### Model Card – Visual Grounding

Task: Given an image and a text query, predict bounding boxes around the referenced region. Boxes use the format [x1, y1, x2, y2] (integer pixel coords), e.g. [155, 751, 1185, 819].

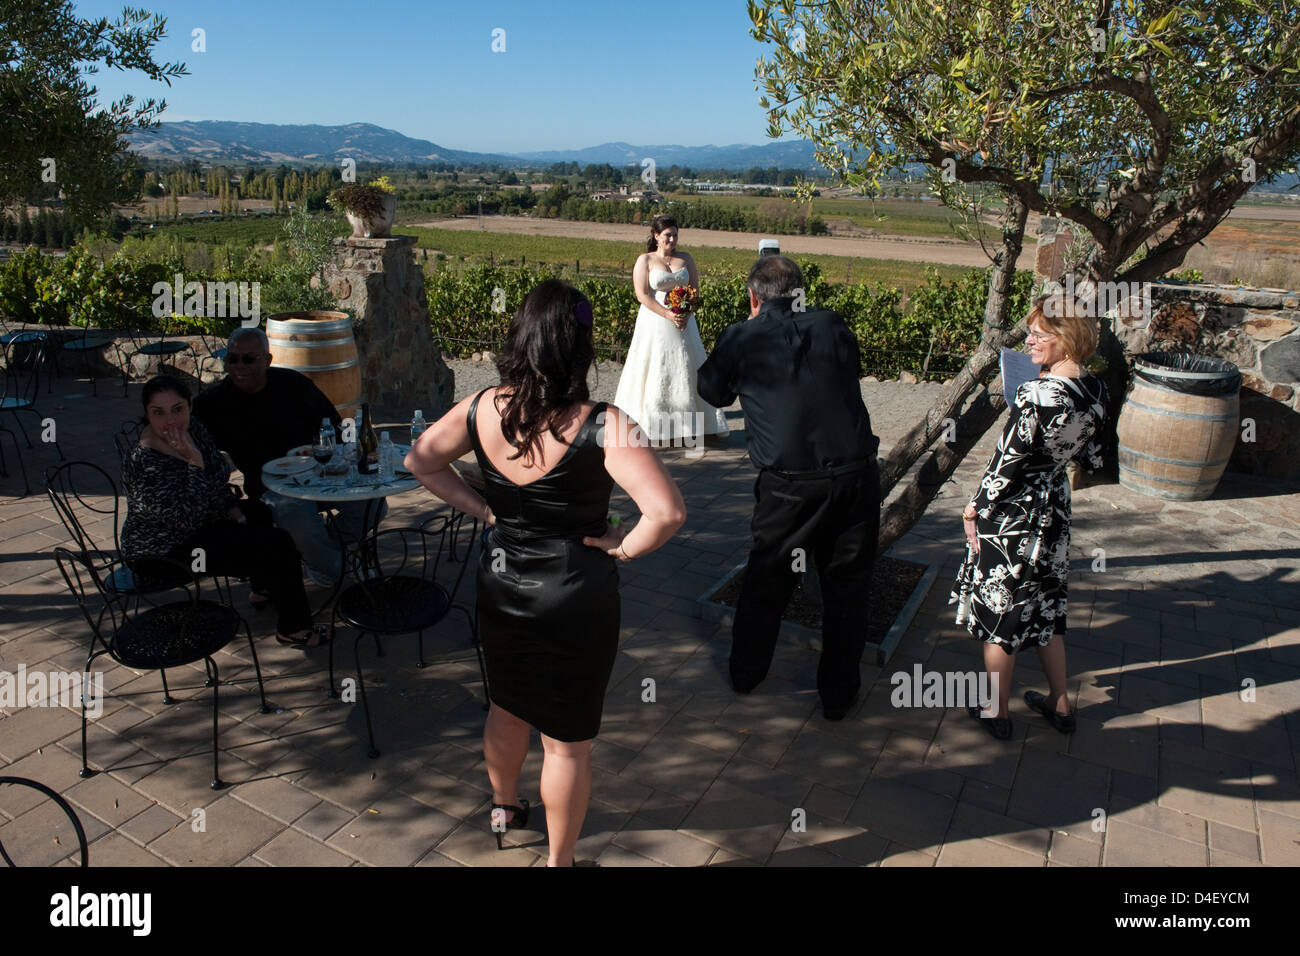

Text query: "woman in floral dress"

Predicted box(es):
[951, 296, 1108, 739]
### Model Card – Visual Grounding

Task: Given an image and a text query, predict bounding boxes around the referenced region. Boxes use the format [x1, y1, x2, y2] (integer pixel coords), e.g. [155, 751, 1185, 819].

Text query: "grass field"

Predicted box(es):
[674, 192, 973, 238]
[401, 225, 969, 289]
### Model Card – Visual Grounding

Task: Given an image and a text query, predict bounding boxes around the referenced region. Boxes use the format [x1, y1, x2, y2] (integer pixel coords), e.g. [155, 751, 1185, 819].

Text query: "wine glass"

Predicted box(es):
[313, 432, 335, 478]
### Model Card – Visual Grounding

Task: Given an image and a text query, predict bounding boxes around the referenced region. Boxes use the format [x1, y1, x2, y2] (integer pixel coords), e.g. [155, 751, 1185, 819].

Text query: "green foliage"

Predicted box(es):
[259, 206, 341, 315]
[0, 243, 176, 329]
[425, 258, 1034, 378]
[0, 1, 188, 223]
[1167, 267, 1204, 283]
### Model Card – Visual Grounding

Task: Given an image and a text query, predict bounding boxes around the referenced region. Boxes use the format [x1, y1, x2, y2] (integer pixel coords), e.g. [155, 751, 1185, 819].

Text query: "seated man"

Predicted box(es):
[192, 327, 378, 585]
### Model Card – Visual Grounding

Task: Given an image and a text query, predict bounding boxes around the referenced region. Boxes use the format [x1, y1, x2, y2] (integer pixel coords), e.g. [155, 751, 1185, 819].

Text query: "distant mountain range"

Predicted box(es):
[125, 121, 1299, 192]
[126, 121, 826, 171]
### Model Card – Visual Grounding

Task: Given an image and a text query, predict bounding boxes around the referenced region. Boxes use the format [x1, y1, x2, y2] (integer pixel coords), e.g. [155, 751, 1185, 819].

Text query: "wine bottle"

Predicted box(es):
[358, 403, 379, 476]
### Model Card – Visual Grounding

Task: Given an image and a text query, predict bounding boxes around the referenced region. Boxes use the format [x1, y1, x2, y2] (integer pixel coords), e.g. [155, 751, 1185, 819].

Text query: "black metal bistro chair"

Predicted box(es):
[55, 547, 262, 790]
[114, 328, 198, 395]
[0, 331, 63, 494]
[196, 330, 230, 380]
[45, 461, 271, 714]
[0, 776, 90, 867]
[328, 514, 486, 757]
[113, 418, 146, 465]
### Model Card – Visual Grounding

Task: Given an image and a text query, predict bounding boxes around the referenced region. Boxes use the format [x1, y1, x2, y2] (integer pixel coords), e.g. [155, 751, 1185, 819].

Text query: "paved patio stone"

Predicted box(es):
[1103, 818, 1208, 867]
[255, 827, 355, 866]
[0, 796, 110, 865]
[324, 791, 458, 866]
[117, 803, 186, 846]
[147, 794, 280, 865]
[1048, 831, 1102, 866]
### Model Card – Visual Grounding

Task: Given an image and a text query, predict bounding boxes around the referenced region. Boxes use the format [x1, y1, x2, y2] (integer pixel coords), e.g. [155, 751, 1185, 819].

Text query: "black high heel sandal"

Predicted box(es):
[489, 798, 530, 850]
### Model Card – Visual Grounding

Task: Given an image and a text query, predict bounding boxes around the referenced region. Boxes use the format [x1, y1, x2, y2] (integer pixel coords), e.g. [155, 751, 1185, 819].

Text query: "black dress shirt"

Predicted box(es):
[697, 297, 878, 472]
[192, 368, 341, 499]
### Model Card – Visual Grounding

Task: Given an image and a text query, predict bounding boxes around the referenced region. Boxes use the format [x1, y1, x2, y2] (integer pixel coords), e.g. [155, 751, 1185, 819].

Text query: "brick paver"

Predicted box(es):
[0, 368, 1296, 866]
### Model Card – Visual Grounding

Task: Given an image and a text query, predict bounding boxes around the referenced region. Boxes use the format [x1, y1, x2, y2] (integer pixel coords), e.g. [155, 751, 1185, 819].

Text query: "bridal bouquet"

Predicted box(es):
[666, 285, 701, 316]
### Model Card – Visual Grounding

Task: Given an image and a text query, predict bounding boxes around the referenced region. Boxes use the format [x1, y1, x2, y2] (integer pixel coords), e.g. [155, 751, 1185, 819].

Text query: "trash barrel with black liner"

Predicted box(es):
[1115, 352, 1241, 500]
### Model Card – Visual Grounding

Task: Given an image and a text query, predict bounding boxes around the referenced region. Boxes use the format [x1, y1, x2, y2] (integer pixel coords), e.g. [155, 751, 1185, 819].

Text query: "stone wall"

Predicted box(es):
[24, 328, 223, 389]
[1115, 283, 1300, 480]
[321, 236, 454, 419]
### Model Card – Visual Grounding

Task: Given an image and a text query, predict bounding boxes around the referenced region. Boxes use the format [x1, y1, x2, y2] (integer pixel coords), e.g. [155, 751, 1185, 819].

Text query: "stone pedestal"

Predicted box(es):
[322, 236, 454, 418]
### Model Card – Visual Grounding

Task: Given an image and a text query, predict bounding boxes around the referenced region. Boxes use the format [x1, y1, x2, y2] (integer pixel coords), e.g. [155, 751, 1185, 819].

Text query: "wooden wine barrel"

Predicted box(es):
[265, 311, 361, 422]
[1116, 354, 1240, 500]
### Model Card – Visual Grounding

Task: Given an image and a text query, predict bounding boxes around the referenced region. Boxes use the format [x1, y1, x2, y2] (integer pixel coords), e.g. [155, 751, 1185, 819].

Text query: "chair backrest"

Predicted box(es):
[53, 545, 123, 656]
[45, 460, 123, 563]
[0, 776, 89, 867]
[55, 545, 203, 650]
[356, 511, 479, 601]
[1, 332, 46, 404]
[114, 419, 145, 463]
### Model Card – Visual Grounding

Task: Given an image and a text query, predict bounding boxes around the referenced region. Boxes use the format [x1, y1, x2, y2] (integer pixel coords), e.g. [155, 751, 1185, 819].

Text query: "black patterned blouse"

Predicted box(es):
[121, 418, 233, 564]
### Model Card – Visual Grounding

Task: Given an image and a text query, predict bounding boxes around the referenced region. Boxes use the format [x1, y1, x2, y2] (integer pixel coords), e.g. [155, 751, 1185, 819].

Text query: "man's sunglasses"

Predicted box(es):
[224, 353, 265, 365]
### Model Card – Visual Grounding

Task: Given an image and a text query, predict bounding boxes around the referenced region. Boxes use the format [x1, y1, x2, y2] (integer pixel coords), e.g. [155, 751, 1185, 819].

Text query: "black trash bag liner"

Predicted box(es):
[1133, 352, 1241, 396]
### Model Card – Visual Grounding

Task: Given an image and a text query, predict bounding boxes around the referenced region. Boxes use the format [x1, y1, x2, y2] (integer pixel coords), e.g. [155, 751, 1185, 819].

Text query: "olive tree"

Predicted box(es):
[0, 1, 188, 224]
[751, 0, 1300, 547]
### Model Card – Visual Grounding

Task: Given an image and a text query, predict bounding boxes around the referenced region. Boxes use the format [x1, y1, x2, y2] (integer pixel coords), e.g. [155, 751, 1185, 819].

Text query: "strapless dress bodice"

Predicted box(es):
[648, 265, 689, 292]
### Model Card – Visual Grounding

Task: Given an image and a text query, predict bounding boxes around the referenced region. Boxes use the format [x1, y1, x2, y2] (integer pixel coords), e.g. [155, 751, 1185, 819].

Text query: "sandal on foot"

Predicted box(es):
[276, 625, 330, 648]
[489, 797, 531, 850]
[1024, 690, 1075, 734]
[248, 590, 271, 611]
[967, 705, 1013, 740]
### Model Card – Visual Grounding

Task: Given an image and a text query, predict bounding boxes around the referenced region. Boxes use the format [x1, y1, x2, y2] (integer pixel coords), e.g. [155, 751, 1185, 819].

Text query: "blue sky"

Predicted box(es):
[73, 0, 785, 153]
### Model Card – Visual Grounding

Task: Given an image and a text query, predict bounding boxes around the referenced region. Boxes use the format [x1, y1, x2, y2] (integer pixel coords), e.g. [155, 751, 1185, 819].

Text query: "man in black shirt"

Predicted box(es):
[697, 256, 881, 720]
[193, 327, 371, 585]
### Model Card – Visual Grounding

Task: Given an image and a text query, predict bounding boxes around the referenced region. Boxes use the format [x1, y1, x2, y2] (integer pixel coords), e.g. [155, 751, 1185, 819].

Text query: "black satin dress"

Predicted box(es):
[467, 390, 620, 742]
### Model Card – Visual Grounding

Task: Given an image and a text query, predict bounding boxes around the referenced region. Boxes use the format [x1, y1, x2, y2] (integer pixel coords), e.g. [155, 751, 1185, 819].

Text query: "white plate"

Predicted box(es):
[288, 444, 315, 458]
[263, 456, 316, 477]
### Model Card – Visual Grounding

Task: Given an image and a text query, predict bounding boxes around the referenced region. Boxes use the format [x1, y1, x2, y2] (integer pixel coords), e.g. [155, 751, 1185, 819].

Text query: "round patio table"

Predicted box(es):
[262, 445, 419, 615]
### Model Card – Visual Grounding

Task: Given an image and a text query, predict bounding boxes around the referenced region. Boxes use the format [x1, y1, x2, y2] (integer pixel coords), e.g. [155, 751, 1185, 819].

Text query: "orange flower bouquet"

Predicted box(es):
[666, 285, 701, 316]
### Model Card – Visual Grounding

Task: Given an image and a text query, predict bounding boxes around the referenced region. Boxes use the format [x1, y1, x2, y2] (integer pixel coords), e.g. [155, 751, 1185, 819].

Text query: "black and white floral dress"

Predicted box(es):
[950, 373, 1108, 652]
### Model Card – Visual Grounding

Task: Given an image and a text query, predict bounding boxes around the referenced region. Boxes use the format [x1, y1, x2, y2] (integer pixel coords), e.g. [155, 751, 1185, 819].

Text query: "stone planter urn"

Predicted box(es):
[344, 193, 397, 239]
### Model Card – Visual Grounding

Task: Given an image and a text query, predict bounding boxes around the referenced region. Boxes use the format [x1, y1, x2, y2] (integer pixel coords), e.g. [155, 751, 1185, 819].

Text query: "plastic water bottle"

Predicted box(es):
[410, 409, 427, 446]
[379, 432, 395, 481]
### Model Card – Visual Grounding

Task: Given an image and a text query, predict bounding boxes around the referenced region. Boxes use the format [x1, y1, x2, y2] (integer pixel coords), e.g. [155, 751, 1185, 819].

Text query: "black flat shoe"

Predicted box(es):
[967, 705, 1013, 740]
[489, 797, 531, 850]
[1024, 691, 1076, 734]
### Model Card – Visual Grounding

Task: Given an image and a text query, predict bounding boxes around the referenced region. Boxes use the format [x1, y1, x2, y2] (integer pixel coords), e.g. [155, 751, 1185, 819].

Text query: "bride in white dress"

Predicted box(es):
[614, 216, 729, 444]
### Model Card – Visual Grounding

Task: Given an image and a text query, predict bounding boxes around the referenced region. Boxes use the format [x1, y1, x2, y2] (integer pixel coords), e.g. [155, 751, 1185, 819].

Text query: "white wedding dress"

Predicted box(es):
[613, 265, 729, 442]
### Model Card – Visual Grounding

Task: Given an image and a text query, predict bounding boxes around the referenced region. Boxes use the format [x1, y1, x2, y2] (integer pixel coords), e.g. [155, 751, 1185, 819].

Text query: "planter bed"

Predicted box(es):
[696, 554, 938, 666]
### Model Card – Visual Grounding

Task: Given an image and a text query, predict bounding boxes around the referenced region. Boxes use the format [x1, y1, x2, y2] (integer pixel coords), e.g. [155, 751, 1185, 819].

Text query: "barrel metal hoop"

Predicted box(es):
[1117, 463, 1221, 489]
[271, 359, 358, 373]
[266, 336, 356, 348]
[266, 319, 352, 334]
[1117, 446, 1232, 469]
[1135, 365, 1238, 381]
[1122, 397, 1237, 422]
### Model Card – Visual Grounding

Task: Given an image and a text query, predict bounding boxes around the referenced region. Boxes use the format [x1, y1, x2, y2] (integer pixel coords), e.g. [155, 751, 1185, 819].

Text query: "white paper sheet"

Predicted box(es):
[1000, 348, 1042, 407]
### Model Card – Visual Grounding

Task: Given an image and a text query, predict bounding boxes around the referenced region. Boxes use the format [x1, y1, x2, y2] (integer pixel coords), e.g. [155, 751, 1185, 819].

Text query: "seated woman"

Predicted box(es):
[120, 375, 326, 647]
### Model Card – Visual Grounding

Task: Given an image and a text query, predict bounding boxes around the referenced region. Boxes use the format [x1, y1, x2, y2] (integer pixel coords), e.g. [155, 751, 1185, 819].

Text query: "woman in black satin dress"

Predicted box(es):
[405, 280, 686, 866]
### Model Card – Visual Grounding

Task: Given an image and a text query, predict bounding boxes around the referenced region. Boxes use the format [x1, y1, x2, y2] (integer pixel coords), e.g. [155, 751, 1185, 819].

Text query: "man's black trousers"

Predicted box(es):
[730, 460, 880, 710]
